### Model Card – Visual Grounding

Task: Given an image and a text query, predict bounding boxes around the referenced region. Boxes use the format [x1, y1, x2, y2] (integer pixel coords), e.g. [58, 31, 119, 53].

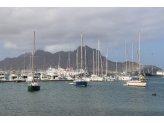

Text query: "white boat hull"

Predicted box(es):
[126, 81, 147, 87]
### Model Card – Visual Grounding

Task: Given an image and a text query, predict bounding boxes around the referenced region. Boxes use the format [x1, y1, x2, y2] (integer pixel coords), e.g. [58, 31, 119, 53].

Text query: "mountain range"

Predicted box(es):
[0, 45, 160, 74]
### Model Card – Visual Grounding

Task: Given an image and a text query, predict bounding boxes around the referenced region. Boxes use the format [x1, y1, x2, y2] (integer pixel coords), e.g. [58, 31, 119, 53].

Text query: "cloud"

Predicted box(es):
[3, 42, 30, 50]
[44, 43, 77, 53]
[0, 7, 164, 69]
[4, 42, 17, 49]
[0, 7, 163, 48]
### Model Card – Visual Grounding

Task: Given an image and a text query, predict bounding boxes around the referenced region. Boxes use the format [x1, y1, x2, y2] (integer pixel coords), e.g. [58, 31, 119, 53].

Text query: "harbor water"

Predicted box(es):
[0, 76, 164, 116]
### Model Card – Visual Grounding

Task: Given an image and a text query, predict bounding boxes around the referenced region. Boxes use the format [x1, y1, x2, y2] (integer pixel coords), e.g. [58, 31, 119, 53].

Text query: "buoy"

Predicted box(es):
[152, 93, 156, 96]
[66, 81, 68, 83]
[21, 82, 22, 83]
[158, 80, 159, 82]
[50, 81, 52, 83]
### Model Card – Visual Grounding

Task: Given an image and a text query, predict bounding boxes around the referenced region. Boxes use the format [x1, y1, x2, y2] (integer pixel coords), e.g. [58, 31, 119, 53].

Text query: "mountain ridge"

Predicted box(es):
[0, 45, 160, 74]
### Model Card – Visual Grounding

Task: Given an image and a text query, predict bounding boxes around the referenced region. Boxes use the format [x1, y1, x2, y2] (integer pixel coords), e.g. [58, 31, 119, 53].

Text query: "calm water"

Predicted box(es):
[0, 76, 164, 116]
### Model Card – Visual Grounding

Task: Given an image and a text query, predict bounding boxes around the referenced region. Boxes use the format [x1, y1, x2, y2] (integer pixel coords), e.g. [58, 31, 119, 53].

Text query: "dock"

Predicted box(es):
[0, 79, 73, 82]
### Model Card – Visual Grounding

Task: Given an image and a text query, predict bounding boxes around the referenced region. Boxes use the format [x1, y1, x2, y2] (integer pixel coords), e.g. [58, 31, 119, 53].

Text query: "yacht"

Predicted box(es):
[40, 72, 49, 81]
[34, 73, 40, 81]
[125, 76, 149, 87]
[8, 71, 19, 81]
[156, 70, 164, 76]
[19, 71, 28, 82]
[58, 74, 67, 80]
[0, 71, 6, 81]
[46, 66, 86, 77]
[48, 72, 59, 80]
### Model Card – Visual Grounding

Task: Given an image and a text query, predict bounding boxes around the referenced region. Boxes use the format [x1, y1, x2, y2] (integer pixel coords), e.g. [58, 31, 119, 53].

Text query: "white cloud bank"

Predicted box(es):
[44, 43, 77, 53]
[3, 42, 30, 50]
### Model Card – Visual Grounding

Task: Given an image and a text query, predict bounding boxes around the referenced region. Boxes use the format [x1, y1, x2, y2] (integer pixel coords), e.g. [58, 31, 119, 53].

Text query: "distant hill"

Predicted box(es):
[0, 45, 160, 74]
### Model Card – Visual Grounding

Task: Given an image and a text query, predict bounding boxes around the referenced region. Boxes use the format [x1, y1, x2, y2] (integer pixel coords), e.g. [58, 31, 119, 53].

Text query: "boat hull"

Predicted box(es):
[28, 85, 40, 91]
[73, 81, 87, 86]
[126, 82, 147, 87]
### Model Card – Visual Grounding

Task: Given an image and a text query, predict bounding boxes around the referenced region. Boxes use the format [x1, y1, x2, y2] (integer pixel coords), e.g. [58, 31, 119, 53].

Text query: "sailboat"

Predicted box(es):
[27, 31, 40, 91]
[73, 33, 87, 86]
[124, 31, 149, 87]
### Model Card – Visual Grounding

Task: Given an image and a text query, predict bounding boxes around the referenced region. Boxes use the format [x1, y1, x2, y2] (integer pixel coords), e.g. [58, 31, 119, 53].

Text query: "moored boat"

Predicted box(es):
[0, 71, 6, 81]
[19, 71, 28, 82]
[8, 70, 19, 81]
[73, 78, 87, 86]
[126, 77, 148, 87]
[28, 31, 40, 91]
[124, 31, 149, 87]
[28, 81, 40, 91]
[40, 72, 49, 81]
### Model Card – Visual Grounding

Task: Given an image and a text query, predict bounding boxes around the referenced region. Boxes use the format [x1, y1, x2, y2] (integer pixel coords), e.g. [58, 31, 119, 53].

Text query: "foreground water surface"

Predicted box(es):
[0, 76, 164, 116]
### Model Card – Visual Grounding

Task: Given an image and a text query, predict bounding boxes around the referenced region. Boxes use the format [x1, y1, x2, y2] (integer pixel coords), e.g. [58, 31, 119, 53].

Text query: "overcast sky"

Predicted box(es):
[0, 6, 164, 70]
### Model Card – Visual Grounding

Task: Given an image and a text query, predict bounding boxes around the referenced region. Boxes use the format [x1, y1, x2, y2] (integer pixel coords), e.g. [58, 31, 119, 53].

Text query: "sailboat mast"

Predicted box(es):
[58, 53, 60, 68]
[106, 47, 108, 76]
[81, 33, 83, 75]
[93, 50, 94, 75]
[98, 39, 99, 77]
[24, 55, 25, 72]
[139, 31, 140, 75]
[69, 41, 71, 68]
[132, 41, 133, 74]
[100, 51, 102, 76]
[32, 31, 35, 82]
[77, 46, 78, 70]
[68, 42, 71, 68]
[152, 53, 153, 74]
[96, 49, 97, 75]
[43, 56, 45, 72]
[85, 45, 86, 70]
[116, 38, 117, 75]
[125, 38, 127, 74]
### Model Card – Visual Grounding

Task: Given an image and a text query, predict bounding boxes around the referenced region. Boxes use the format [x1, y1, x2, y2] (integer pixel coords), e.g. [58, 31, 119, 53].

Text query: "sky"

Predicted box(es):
[0, 2, 164, 70]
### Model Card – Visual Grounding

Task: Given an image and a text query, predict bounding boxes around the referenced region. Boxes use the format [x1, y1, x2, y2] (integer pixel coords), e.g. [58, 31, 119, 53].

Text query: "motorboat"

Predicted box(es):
[0, 71, 6, 81]
[19, 71, 28, 82]
[48, 73, 60, 80]
[8, 71, 19, 81]
[40, 72, 49, 81]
